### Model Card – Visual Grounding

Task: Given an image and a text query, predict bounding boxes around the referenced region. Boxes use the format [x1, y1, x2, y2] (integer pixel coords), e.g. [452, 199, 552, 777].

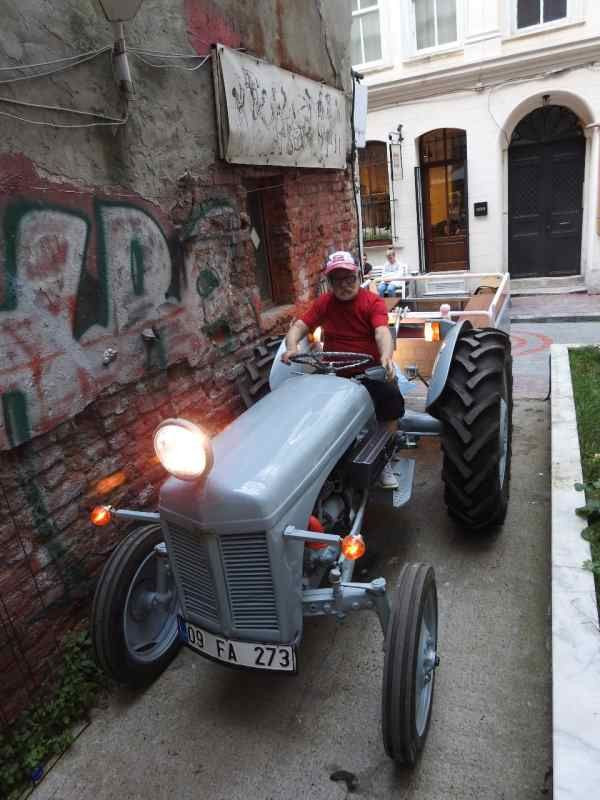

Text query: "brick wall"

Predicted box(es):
[0, 163, 357, 724]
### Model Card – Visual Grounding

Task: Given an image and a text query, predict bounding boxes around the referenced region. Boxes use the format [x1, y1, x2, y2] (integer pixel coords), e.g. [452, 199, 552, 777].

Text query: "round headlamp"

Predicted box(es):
[153, 418, 213, 482]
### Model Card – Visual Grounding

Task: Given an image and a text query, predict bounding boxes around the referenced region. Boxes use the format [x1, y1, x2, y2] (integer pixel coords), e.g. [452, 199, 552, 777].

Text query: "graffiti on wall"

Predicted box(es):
[0, 159, 245, 450]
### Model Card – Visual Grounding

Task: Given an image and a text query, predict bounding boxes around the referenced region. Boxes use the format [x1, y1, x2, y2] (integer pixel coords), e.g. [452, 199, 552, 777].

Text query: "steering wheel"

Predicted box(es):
[289, 351, 374, 374]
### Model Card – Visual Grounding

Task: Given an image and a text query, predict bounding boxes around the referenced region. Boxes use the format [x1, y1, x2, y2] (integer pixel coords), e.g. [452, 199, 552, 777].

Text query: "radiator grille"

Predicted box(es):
[220, 533, 279, 630]
[167, 523, 218, 622]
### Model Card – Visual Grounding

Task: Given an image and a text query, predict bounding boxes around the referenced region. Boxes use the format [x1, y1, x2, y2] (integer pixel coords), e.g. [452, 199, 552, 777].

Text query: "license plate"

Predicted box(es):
[179, 618, 296, 672]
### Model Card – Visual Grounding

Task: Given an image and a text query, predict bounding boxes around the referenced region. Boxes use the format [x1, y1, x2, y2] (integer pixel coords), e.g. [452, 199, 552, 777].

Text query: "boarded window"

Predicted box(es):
[246, 179, 292, 307]
[359, 141, 391, 243]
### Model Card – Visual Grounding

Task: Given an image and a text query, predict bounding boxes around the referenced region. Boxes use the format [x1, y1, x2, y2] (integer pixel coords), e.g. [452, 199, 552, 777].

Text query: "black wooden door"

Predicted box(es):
[509, 137, 584, 278]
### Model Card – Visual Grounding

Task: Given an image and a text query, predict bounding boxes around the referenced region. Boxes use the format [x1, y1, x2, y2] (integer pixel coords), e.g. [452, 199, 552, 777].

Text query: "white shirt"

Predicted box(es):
[381, 262, 408, 280]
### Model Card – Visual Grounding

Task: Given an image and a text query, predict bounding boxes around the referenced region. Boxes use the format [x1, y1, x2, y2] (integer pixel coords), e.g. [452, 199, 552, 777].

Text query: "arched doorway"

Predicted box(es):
[418, 128, 468, 272]
[508, 105, 585, 278]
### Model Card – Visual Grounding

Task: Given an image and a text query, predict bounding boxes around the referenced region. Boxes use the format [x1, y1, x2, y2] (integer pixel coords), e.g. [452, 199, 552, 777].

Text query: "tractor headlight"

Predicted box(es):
[153, 419, 213, 481]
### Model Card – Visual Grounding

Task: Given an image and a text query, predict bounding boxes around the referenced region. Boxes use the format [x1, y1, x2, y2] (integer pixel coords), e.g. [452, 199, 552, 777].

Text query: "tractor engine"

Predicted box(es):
[303, 473, 354, 583]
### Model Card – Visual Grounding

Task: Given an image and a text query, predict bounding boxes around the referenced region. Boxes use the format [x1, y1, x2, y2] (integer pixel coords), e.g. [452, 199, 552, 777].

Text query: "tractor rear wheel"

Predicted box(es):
[431, 327, 512, 531]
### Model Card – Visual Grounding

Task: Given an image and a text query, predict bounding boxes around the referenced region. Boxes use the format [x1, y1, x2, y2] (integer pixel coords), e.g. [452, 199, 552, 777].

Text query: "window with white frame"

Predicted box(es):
[516, 0, 567, 29]
[413, 0, 458, 51]
[351, 1, 382, 66]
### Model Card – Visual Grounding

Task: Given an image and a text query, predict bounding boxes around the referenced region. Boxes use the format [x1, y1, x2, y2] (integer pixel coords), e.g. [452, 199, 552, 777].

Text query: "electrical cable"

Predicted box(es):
[131, 52, 211, 71]
[0, 108, 127, 129]
[129, 47, 210, 59]
[0, 45, 111, 72]
[0, 47, 111, 85]
[0, 95, 126, 128]
[0, 95, 124, 122]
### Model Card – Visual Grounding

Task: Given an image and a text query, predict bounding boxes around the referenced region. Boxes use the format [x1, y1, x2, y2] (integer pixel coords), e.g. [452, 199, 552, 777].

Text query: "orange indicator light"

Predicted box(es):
[424, 322, 440, 342]
[341, 533, 366, 561]
[90, 506, 112, 526]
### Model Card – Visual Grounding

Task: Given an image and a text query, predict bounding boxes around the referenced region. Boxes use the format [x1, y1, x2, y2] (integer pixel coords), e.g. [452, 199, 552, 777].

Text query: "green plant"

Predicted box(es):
[570, 347, 600, 591]
[575, 479, 600, 574]
[0, 629, 110, 799]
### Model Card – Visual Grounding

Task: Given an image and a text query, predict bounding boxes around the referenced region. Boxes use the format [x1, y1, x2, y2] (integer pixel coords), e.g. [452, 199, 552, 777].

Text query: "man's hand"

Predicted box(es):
[381, 355, 396, 382]
[282, 319, 310, 364]
[281, 346, 298, 364]
[374, 325, 396, 382]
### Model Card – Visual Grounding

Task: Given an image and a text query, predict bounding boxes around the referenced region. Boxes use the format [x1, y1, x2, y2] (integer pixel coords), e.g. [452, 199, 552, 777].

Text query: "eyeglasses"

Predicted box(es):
[329, 274, 357, 287]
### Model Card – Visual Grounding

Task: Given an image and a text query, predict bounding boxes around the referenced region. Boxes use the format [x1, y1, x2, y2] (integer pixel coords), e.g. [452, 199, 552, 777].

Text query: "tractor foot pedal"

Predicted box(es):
[373, 458, 415, 508]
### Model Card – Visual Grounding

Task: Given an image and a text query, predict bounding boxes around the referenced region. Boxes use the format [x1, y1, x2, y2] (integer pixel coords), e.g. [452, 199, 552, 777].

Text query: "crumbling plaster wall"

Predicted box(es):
[0, 0, 355, 723]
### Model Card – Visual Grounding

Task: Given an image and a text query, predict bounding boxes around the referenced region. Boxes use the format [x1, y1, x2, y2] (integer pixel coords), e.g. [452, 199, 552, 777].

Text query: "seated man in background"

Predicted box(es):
[361, 253, 373, 288]
[378, 248, 407, 297]
[283, 250, 404, 489]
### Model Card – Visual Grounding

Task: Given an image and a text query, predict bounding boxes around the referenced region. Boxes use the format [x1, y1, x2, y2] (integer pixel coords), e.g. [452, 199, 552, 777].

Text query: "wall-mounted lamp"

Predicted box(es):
[389, 124, 404, 145]
[388, 125, 404, 180]
[96, 0, 146, 95]
[542, 93, 551, 106]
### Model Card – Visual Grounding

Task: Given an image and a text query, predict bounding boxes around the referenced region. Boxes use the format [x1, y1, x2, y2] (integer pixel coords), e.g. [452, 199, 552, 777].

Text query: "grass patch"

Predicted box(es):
[569, 346, 600, 605]
[0, 629, 110, 800]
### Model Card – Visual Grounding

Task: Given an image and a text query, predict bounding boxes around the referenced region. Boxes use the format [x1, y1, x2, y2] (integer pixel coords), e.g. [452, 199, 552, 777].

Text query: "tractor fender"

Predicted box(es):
[426, 319, 473, 412]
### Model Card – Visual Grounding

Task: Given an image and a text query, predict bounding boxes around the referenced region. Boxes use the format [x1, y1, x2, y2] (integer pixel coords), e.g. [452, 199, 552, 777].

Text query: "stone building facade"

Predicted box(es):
[0, 0, 355, 723]
[355, 0, 600, 291]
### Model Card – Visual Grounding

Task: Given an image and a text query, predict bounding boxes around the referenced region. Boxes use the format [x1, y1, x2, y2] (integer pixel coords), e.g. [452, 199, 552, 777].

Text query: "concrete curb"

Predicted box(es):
[550, 344, 600, 799]
[512, 314, 600, 324]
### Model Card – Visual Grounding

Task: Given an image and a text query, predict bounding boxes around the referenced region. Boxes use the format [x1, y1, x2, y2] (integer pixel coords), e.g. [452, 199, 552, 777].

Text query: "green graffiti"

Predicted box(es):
[16, 465, 89, 613]
[180, 198, 234, 241]
[2, 391, 31, 447]
[196, 268, 220, 298]
[2, 201, 91, 314]
[203, 317, 231, 341]
[130, 238, 145, 295]
[75, 199, 174, 339]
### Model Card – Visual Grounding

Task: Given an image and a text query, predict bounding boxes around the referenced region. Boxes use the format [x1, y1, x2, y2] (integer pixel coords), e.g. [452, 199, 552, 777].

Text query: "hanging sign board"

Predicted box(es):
[213, 44, 347, 169]
[353, 82, 368, 149]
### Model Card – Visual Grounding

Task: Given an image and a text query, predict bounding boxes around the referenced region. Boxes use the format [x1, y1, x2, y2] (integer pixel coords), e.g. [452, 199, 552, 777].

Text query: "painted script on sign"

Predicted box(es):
[214, 44, 346, 169]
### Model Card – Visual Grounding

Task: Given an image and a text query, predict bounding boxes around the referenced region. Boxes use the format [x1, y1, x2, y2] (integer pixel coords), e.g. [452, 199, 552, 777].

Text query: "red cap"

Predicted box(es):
[324, 251, 357, 275]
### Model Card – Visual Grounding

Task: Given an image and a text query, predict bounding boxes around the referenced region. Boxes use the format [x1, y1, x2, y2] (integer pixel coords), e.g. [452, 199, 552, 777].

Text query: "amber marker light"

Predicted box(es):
[90, 505, 112, 526]
[341, 533, 366, 561]
[424, 321, 440, 342]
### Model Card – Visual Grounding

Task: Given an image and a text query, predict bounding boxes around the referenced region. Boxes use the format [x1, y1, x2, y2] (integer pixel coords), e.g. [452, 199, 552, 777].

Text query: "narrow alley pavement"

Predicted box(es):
[32, 402, 552, 800]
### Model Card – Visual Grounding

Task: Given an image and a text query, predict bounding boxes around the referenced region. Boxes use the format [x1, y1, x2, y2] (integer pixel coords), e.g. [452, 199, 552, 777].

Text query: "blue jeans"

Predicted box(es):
[378, 280, 405, 297]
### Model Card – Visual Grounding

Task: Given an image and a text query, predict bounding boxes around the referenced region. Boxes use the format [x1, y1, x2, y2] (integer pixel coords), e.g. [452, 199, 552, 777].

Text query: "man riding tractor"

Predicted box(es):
[283, 250, 404, 489]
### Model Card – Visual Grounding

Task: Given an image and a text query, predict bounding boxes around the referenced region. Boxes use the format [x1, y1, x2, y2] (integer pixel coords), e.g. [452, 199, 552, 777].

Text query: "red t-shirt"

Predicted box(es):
[300, 289, 388, 362]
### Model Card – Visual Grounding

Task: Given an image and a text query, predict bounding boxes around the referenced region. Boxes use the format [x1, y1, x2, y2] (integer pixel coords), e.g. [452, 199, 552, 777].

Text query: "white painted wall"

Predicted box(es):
[357, 1, 595, 84]
[358, 1, 600, 288]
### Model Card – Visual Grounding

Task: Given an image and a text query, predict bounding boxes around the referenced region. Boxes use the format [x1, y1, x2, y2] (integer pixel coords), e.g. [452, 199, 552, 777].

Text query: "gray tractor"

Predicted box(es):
[90, 319, 512, 766]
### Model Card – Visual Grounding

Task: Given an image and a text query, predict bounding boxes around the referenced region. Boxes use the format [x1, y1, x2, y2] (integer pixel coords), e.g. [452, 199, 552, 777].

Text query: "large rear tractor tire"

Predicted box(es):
[431, 328, 513, 531]
[91, 525, 181, 687]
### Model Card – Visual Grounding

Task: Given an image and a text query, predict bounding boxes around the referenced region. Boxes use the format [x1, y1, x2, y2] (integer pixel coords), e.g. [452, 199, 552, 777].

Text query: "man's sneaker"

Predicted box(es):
[379, 460, 399, 490]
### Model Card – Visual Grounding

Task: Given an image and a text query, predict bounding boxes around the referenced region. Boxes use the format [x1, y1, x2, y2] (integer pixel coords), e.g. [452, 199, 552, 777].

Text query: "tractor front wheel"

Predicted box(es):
[432, 328, 513, 531]
[382, 563, 438, 766]
[91, 524, 181, 687]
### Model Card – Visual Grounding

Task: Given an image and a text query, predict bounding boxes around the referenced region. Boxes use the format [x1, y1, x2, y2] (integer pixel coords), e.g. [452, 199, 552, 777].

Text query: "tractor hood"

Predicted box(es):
[159, 374, 373, 533]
